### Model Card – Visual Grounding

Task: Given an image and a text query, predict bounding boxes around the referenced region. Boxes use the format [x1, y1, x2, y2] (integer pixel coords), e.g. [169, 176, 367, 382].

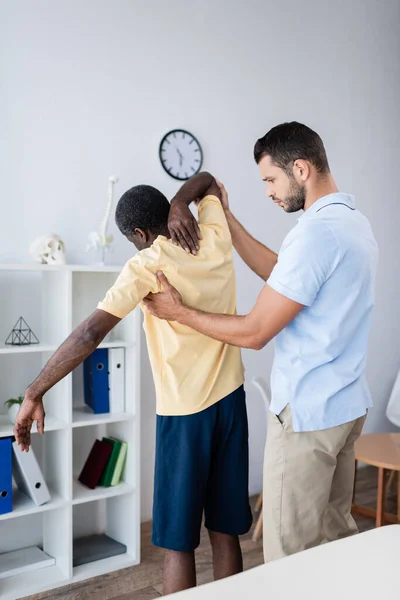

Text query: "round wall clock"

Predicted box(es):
[159, 129, 203, 181]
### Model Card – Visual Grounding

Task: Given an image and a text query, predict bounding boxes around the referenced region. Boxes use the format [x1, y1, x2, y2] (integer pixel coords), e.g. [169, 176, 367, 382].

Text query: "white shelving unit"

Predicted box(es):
[0, 264, 141, 600]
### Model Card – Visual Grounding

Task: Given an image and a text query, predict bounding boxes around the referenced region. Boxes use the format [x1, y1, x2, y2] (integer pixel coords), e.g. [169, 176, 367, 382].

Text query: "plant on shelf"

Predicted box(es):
[4, 394, 23, 424]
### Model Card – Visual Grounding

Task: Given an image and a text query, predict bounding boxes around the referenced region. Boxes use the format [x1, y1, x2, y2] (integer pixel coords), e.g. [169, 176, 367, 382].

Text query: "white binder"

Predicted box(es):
[108, 347, 125, 413]
[12, 442, 51, 506]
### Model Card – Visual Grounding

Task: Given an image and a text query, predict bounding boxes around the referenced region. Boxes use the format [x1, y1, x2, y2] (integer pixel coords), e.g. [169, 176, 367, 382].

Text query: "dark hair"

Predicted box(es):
[115, 185, 170, 236]
[254, 121, 330, 175]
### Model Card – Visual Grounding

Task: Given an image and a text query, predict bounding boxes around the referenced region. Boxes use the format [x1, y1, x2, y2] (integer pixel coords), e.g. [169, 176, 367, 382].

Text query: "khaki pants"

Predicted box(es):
[262, 405, 366, 563]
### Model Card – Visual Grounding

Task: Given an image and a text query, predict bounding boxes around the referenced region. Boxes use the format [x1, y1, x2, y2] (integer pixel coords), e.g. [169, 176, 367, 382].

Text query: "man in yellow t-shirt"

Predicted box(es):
[14, 172, 252, 595]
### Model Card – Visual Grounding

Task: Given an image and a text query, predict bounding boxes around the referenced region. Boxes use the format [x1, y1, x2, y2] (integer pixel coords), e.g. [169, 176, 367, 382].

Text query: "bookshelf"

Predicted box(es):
[0, 265, 141, 600]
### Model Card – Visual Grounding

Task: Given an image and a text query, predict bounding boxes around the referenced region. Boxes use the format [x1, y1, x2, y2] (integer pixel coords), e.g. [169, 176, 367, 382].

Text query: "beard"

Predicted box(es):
[279, 177, 306, 213]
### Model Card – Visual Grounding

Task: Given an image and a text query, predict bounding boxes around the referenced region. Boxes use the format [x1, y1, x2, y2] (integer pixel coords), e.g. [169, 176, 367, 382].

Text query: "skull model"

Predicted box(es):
[29, 234, 66, 265]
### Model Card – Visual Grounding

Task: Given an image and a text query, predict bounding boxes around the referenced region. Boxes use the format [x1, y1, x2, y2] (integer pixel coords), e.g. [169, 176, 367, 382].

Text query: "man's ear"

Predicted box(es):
[293, 159, 311, 182]
[134, 228, 149, 242]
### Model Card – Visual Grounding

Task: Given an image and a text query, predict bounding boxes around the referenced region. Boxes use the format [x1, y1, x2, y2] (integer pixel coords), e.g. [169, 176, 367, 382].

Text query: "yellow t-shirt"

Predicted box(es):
[97, 195, 245, 416]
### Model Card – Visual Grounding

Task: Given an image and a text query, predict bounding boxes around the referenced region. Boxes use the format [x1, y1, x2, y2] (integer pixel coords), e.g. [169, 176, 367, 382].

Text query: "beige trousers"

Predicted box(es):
[262, 404, 366, 563]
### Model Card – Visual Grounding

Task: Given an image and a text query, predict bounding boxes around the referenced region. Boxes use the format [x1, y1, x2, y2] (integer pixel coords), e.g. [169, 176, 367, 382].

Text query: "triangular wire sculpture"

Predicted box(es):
[5, 317, 40, 346]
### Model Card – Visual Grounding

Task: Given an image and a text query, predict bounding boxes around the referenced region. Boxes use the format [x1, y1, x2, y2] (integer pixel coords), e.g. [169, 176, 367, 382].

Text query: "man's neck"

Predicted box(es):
[304, 173, 339, 212]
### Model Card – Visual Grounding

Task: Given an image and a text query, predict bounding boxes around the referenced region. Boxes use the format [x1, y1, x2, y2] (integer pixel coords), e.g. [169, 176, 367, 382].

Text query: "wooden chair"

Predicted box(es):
[251, 377, 270, 542]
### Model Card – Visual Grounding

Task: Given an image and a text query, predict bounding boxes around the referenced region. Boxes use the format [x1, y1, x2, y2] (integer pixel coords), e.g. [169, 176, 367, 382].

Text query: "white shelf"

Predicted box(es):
[72, 480, 134, 505]
[0, 266, 140, 597]
[0, 488, 67, 522]
[98, 340, 133, 349]
[72, 553, 136, 583]
[72, 406, 134, 428]
[0, 415, 67, 437]
[0, 343, 58, 355]
[0, 263, 123, 273]
[0, 565, 69, 600]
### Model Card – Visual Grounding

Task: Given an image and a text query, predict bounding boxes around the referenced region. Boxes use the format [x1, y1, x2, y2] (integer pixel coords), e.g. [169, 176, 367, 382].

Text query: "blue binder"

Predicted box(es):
[83, 348, 110, 414]
[0, 437, 12, 515]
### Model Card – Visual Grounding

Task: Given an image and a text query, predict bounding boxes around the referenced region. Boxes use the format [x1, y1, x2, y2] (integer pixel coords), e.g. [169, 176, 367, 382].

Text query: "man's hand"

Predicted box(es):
[168, 201, 202, 255]
[215, 179, 229, 210]
[143, 272, 184, 321]
[13, 394, 45, 452]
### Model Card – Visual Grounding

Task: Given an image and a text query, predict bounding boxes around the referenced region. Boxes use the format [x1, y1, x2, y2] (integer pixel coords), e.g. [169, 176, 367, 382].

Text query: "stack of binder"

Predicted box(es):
[0, 438, 12, 516]
[0, 437, 51, 517]
[78, 436, 127, 490]
[83, 348, 125, 414]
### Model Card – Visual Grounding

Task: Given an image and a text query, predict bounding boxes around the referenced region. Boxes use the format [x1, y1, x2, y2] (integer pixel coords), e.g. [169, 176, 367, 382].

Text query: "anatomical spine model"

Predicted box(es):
[87, 175, 119, 265]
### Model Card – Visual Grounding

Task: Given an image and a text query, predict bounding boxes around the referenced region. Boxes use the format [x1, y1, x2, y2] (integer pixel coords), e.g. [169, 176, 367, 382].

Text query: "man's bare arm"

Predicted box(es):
[14, 310, 121, 451]
[216, 181, 277, 281]
[26, 310, 120, 398]
[224, 208, 277, 281]
[143, 273, 303, 349]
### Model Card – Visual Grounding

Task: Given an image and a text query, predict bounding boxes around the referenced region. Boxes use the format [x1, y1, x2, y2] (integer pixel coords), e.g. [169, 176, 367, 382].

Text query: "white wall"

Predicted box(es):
[1, 0, 400, 521]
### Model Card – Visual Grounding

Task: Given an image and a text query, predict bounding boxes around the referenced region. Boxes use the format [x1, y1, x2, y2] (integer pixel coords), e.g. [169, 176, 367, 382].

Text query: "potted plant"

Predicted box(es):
[4, 395, 24, 424]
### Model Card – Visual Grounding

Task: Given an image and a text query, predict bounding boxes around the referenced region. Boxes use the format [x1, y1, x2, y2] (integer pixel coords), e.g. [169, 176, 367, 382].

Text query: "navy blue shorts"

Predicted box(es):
[152, 385, 252, 551]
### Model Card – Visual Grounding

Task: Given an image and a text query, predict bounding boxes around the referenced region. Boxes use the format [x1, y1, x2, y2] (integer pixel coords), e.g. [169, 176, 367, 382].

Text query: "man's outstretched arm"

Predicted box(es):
[14, 310, 120, 451]
[143, 273, 303, 350]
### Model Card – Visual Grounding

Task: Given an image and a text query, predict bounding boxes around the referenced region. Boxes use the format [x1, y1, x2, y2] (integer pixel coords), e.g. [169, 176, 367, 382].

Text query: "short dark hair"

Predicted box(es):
[115, 185, 170, 236]
[253, 122, 330, 175]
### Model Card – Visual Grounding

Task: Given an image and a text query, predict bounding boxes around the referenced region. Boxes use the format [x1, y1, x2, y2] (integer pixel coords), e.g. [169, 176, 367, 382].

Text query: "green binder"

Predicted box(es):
[109, 437, 128, 486]
[99, 438, 122, 487]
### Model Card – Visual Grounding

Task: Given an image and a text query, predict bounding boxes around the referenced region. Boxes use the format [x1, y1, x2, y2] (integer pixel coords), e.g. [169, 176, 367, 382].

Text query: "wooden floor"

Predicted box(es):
[24, 467, 398, 600]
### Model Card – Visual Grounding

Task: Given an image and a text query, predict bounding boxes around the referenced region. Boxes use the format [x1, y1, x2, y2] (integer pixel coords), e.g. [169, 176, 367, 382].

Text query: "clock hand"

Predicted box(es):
[175, 146, 183, 167]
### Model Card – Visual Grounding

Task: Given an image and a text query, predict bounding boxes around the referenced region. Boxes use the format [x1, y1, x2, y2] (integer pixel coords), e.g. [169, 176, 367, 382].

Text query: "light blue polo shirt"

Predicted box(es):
[267, 193, 378, 432]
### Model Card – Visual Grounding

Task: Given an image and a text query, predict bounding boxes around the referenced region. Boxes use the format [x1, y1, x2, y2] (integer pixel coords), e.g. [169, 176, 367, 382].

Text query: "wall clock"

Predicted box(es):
[159, 129, 203, 181]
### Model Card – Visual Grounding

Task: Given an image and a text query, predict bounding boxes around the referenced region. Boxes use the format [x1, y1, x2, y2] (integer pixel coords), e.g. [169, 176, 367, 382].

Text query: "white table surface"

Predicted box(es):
[172, 525, 399, 599]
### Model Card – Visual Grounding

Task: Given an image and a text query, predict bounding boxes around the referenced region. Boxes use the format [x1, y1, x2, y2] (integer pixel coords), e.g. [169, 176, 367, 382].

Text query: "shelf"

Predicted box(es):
[0, 343, 58, 355]
[0, 264, 123, 273]
[72, 407, 134, 428]
[72, 480, 134, 505]
[98, 340, 133, 349]
[0, 488, 67, 522]
[0, 265, 140, 596]
[72, 553, 136, 583]
[0, 565, 68, 600]
[0, 415, 67, 437]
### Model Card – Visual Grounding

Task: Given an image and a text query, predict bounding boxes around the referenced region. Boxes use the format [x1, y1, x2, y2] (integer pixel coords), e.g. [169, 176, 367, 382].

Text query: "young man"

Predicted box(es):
[143, 122, 379, 563]
[14, 173, 252, 594]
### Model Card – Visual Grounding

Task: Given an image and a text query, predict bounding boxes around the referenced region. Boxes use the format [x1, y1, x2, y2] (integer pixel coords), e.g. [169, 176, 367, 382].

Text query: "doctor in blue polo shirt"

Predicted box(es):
[143, 121, 379, 563]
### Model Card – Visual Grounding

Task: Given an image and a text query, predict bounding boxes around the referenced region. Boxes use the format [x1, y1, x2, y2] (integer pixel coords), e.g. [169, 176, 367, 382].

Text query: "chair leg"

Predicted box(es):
[255, 492, 263, 513]
[388, 470, 396, 491]
[376, 467, 387, 527]
[353, 460, 358, 503]
[397, 471, 400, 523]
[252, 511, 263, 543]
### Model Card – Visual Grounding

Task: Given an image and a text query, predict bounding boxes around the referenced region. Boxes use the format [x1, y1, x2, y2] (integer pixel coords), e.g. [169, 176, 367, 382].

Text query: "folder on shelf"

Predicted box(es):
[78, 439, 113, 489]
[99, 437, 123, 487]
[109, 437, 128, 486]
[0, 437, 12, 516]
[83, 348, 110, 414]
[108, 347, 125, 413]
[73, 534, 127, 567]
[0, 546, 55, 580]
[12, 442, 51, 506]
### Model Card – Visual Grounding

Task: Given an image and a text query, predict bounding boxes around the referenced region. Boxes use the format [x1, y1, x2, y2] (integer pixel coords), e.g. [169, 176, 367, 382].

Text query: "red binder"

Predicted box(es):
[78, 439, 113, 489]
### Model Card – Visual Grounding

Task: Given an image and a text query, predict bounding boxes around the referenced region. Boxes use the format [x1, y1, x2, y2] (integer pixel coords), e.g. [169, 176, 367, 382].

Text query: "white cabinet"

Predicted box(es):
[0, 264, 140, 600]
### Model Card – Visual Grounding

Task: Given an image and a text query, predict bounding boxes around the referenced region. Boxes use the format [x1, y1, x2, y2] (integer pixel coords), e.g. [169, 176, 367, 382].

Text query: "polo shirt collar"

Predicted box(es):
[298, 193, 356, 221]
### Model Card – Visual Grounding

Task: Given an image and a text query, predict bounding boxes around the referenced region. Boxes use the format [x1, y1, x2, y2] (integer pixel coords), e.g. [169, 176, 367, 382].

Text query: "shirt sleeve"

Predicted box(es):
[97, 254, 160, 319]
[267, 220, 341, 306]
[197, 195, 231, 244]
